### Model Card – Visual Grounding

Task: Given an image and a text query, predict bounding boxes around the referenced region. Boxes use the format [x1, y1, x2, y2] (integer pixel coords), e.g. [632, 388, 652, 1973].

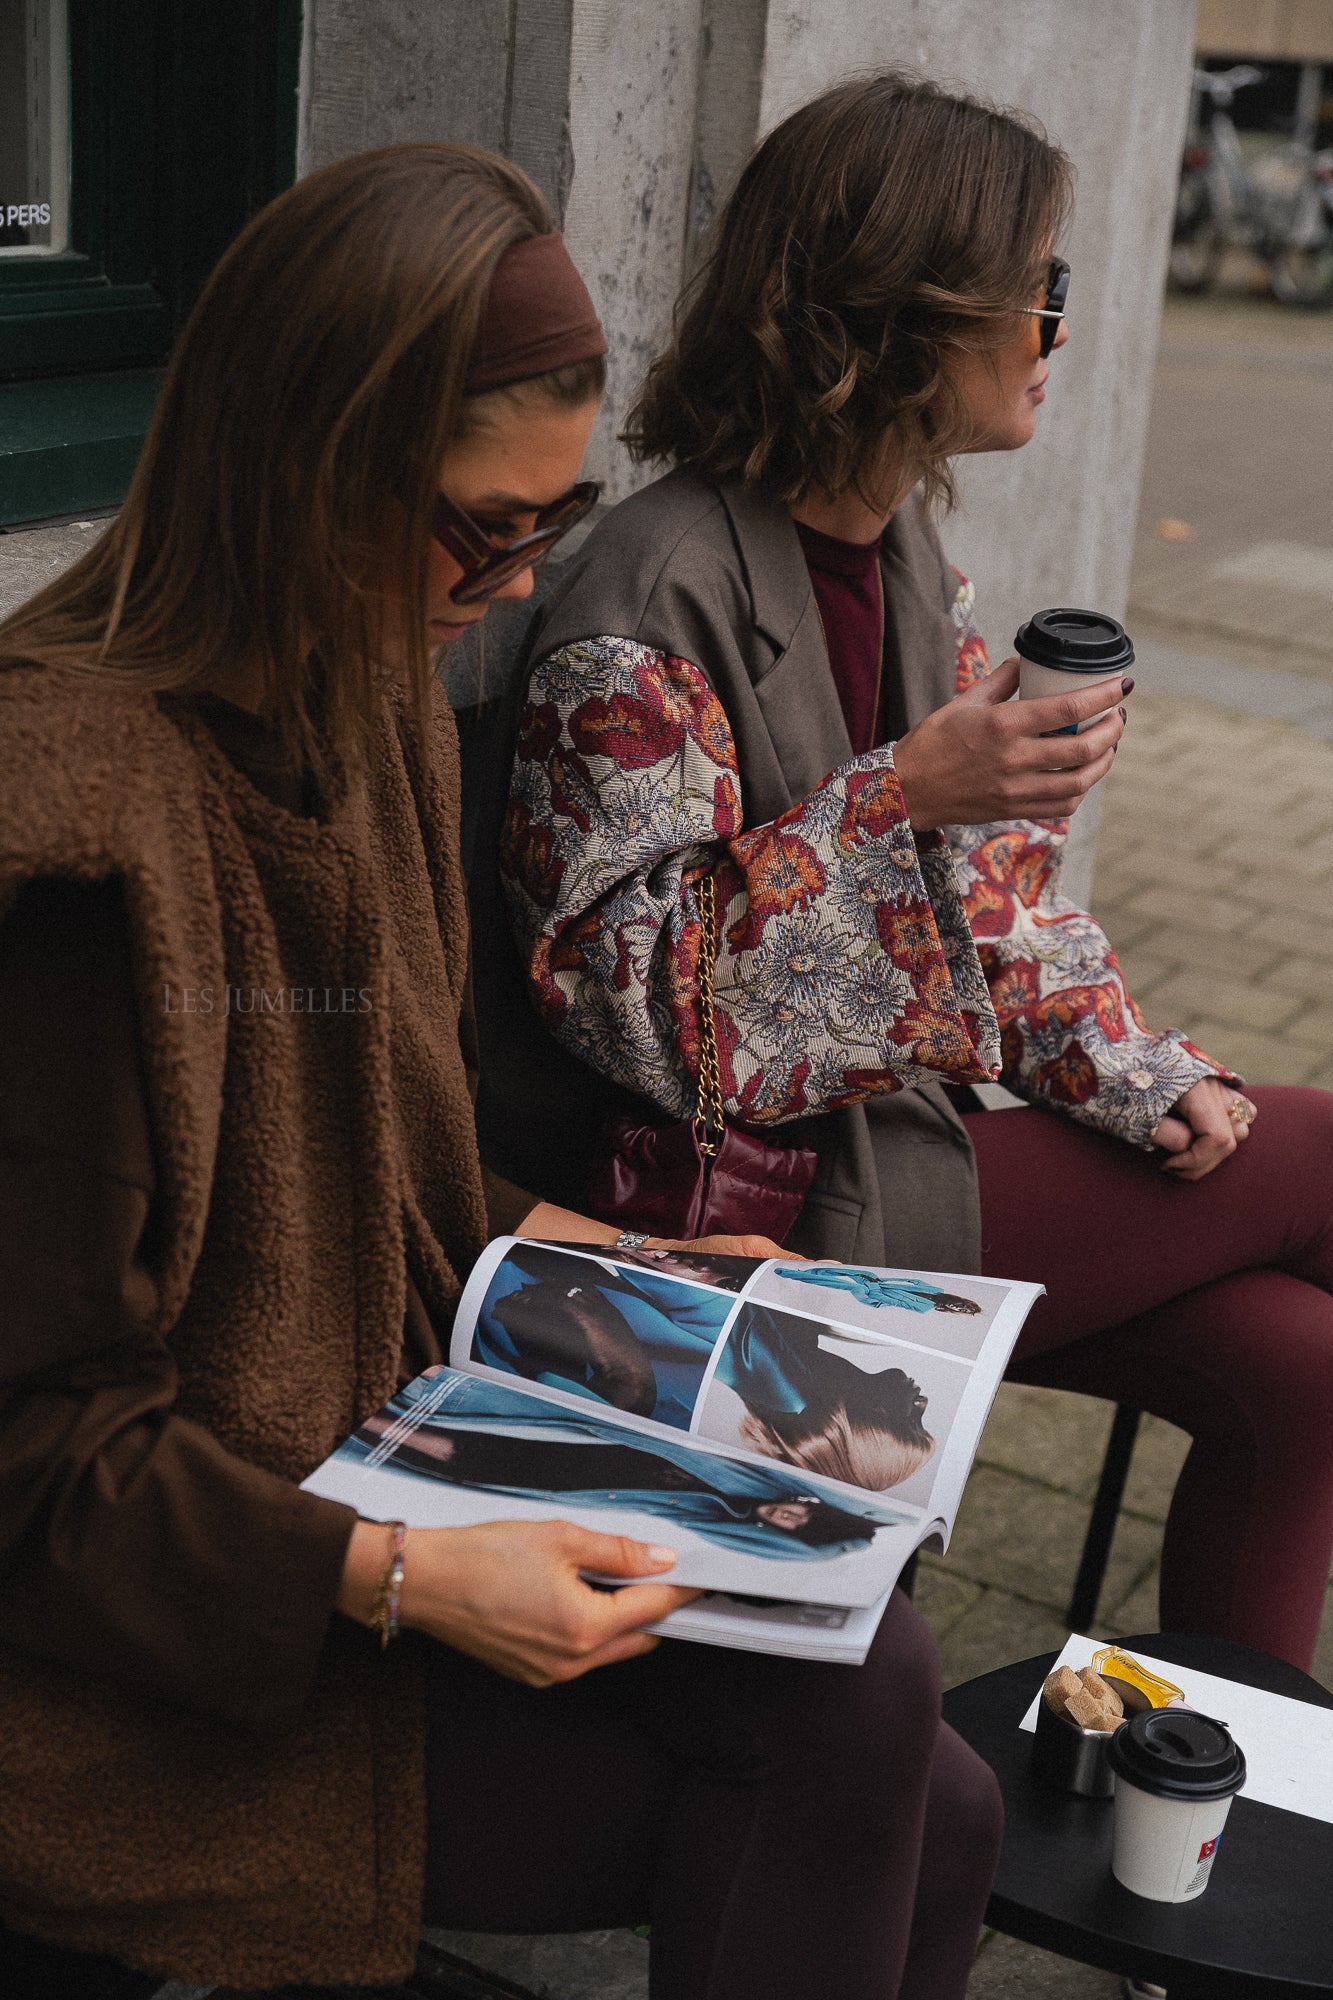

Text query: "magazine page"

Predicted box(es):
[448, 1238, 1042, 1528]
[301, 1364, 917, 1607]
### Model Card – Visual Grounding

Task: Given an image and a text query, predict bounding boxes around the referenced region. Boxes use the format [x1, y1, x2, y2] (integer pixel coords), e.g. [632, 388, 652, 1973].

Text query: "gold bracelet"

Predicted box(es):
[371, 1520, 407, 1649]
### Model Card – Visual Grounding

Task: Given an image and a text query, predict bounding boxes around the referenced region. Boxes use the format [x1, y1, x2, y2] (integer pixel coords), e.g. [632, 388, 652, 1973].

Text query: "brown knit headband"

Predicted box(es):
[464, 232, 607, 394]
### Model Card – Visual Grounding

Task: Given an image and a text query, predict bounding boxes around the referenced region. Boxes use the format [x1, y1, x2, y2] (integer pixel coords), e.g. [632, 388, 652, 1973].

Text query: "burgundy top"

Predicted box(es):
[793, 517, 886, 755]
[0, 695, 533, 1728]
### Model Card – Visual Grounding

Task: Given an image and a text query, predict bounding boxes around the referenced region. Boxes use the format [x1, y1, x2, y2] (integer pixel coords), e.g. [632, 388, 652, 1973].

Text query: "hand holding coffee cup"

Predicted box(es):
[893, 646, 1129, 829]
[1014, 608, 1136, 735]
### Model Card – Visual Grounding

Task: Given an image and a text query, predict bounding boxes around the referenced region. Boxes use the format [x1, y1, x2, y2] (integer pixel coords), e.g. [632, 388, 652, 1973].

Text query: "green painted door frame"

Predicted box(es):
[0, 0, 302, 525]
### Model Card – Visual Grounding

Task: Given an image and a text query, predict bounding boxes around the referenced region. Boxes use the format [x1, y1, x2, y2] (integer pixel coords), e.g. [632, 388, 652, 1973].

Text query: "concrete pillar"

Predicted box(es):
[561, 0, 707, 495]
[752, 1, 1201, 899]
[299, 0, 576, 219]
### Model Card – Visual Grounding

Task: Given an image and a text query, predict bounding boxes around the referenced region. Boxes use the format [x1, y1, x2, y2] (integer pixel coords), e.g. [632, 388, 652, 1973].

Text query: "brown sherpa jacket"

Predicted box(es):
[0, 663, 488, 1986]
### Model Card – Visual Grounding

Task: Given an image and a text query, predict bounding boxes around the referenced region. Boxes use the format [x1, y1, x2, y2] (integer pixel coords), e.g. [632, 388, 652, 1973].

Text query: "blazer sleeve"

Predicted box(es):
[500, 635, 1000, 1127]
[943, 575, 1240, 1146]
[0, 877, 358, 1729]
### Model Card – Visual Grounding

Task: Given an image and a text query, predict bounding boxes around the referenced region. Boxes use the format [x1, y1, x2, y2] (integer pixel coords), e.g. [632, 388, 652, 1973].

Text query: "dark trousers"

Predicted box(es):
[972, 1085, 1333, 1669]
[422, 1586, 1002, 2000]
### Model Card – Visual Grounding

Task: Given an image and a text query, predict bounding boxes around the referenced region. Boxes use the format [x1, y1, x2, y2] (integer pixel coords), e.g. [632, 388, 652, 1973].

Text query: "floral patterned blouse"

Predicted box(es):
[500, 573, 1231, 1149]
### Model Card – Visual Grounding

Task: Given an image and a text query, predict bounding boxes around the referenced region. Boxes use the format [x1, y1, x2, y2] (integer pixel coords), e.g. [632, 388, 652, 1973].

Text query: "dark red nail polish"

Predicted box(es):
[1118, 706, 1128, 724]
[1121, 676, 1135, 696]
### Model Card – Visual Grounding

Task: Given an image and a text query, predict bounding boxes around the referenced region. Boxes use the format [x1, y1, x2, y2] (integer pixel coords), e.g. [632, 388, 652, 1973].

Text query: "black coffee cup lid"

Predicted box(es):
[1014, 607, 1135, 674]
[1107, 1708, 1245, 1802]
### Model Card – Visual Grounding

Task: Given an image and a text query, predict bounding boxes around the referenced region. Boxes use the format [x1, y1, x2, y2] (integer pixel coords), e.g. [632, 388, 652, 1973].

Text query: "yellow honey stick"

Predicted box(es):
[1091, 1646, 1185, 1712]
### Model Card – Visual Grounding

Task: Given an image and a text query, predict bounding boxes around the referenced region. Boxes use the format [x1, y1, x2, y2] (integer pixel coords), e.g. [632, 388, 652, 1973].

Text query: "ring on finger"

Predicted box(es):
[1227, 1095, 1257, 1126]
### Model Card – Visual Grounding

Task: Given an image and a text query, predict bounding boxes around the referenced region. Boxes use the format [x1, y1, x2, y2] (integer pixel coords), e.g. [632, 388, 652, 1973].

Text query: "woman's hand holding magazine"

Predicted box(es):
[333, 1229, 790, 1683]
[310, 1238, 1044, 1665]
[337, 1515, 700, 1686]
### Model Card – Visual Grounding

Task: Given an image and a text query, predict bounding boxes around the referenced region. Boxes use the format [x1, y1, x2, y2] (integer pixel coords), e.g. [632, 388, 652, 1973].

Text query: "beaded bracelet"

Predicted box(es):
[372, 1520, 407, 1649]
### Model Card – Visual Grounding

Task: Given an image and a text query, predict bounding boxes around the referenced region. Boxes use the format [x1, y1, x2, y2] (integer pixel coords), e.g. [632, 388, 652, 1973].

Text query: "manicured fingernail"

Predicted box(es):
[1118, 706, 1128, 724]
[1121, 676, 1135, 695]
[648, 1546, 677, 1566]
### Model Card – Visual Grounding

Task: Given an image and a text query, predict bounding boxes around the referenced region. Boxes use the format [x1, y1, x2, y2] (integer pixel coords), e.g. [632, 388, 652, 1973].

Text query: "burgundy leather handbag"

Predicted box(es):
[586, 873, 817, 1244]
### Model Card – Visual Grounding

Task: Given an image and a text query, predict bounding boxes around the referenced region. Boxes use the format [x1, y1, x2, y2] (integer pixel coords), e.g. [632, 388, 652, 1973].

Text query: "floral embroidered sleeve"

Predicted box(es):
[943, 575, 1239, 1147]
[501, 637, 1001, 1127]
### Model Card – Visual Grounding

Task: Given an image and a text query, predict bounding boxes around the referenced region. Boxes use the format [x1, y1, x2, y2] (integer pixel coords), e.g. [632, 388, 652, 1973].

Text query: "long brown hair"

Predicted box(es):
[0, 145, 565, 785]
[626, 71, 1073, 513]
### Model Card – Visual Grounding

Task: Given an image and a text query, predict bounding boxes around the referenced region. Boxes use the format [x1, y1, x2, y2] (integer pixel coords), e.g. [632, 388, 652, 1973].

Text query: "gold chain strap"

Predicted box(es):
[693, 871, 726, 1157]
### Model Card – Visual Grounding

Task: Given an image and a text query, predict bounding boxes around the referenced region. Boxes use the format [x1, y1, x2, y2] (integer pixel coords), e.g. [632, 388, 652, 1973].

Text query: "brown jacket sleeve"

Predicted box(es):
[0, 877, 357, 1731]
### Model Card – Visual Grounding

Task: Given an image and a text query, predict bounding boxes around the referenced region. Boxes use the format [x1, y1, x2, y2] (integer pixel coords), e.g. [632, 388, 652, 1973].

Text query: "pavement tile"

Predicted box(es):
[1140, 971, 1304, 1036]
[1264, 955, 1333, 996]
[913, 1559, 985, 1638]
[1117, 882, 1260, 936]
[1208, 839, 1333, 886]
[1248, 960, 1328, 1008]
[1113, 925, 1285, 986]
[974, 1383, 1117, 1504]
[968, 1929, 1124, 1997]
[1101, 1563, 1161, 1637]
[936, 1467, 1160, 1615]
[424, 1928, 648, 2000]
[1120, 1415, 1190, 1523]
[1172, 1020, 1323, 1085]
[1090, 911, 1174, 958]
[930, 1580, 1074, 1690]
[1101, 951, 1174, 999]
[1282, 1004, 1333, 1052]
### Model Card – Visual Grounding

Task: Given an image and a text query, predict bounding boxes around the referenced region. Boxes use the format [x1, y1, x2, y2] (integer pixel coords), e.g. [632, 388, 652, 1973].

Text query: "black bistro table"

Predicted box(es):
[942, 1632, 1333, 1998]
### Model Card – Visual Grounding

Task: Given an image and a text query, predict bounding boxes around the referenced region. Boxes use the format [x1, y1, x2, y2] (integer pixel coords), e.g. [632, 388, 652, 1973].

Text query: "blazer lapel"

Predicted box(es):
[879, 494, 959, 736]
[719, 481, 854, 814]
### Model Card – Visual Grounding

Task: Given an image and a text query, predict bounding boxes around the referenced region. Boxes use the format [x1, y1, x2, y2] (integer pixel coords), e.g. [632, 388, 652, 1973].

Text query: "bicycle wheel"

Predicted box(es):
[1168, 177, 1224, 293]
[1268, 241, 1333, 307]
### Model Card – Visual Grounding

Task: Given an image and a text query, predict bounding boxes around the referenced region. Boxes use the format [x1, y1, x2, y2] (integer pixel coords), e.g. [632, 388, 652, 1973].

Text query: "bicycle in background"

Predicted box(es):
[1170, 65, 1333, 307]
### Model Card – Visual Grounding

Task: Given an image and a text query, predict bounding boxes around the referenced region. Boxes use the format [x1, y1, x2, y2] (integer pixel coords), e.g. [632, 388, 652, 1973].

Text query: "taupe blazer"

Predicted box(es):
[471, 466, 981, 1272]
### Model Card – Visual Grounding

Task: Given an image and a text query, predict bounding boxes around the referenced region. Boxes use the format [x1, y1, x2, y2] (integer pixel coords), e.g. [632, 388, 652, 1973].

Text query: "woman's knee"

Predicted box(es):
[813, 1589, 943, 1789]
[864, 1586, 943, 1716]
[928, 1722, 1004, 1867]
[1246, 1087, 1333, 1280]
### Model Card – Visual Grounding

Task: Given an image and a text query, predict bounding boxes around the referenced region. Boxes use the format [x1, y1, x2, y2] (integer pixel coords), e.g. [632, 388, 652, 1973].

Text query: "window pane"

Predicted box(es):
[0, 0, 70, 257]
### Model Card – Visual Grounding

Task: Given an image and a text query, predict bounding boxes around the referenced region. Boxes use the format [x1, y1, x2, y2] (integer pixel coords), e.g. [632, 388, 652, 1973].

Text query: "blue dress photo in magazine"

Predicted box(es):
[772, 1267, 984, 1317]
[473, 1243, 735, 1427]
[343, 1372, 908, 1562]
[470, 1246, 947, 1497]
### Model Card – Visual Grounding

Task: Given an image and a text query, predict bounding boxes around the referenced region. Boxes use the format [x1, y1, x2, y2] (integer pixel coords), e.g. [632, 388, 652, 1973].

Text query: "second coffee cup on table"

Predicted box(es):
[1013, 607, 1135, 734]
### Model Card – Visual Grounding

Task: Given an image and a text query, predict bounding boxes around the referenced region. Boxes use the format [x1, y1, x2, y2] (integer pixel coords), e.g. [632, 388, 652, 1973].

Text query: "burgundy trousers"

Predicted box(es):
[968, 1085, 1333, 1670]
[422, 1586, 1002, 2000]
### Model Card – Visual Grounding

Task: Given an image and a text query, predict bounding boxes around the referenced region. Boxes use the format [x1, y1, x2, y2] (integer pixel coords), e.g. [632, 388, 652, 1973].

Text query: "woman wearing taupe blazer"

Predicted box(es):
[491, 72, 1333, 1674]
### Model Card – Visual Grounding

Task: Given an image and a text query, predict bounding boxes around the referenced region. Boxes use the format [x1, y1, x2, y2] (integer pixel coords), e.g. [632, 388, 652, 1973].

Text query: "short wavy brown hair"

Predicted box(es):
[626, 71, 1073, 512]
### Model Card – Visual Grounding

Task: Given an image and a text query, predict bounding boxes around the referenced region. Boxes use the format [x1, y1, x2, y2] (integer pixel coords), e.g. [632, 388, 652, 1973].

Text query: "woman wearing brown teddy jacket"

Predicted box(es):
[0, 146, 1001, 2000]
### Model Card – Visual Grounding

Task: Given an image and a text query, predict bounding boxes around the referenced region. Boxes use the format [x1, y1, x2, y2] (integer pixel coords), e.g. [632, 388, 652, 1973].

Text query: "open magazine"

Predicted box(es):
[304, 1240, 1043, 1663]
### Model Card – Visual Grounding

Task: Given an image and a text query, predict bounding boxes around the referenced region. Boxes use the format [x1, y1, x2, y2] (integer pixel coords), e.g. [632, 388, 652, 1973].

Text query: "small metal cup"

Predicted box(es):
[1032, 1695, 1117, 1798]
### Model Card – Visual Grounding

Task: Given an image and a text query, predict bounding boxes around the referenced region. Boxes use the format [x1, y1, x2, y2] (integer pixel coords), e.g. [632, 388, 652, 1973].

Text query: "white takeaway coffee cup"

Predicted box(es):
[1013, 607, 1135, 734]
[1106, 1708, 1246, 1904]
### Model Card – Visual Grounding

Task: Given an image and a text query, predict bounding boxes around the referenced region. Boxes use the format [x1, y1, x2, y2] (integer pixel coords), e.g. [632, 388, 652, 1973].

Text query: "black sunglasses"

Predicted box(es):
[430, 481, 600, 605]
[1018, 256, 1071, 359]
